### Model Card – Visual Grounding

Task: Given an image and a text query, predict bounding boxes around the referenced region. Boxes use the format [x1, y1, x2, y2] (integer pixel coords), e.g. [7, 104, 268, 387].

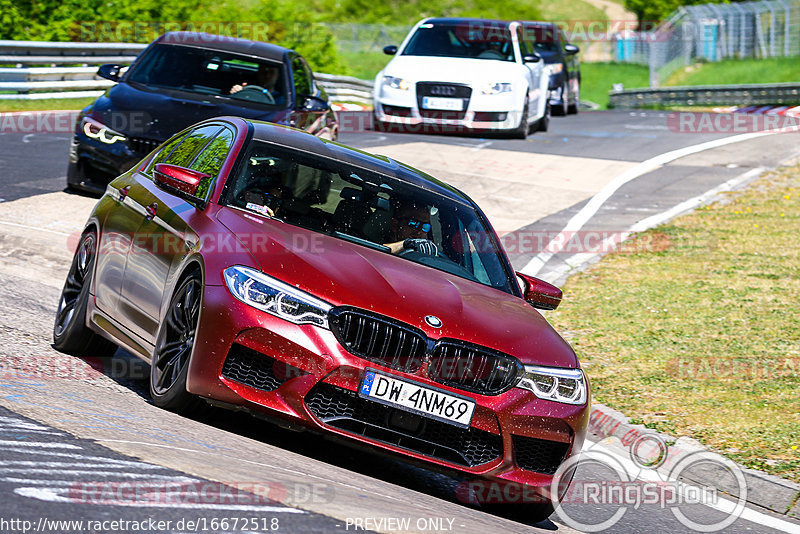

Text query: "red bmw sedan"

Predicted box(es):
[54, 116, 589, 521]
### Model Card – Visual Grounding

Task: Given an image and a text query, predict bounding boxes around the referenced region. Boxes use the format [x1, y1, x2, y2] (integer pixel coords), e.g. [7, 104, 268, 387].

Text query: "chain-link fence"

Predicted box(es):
[613, 0, 800, 86]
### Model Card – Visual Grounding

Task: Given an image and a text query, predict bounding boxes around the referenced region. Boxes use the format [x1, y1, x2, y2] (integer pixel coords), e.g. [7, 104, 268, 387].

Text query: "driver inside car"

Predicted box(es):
[384, 203, 438, 256]
[230, 64, 282, 104]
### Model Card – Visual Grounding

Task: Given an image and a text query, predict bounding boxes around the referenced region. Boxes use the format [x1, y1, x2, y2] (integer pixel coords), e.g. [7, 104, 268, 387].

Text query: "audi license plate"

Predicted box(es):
[421, 96, 463, 111]
[359, 370, 475, 428]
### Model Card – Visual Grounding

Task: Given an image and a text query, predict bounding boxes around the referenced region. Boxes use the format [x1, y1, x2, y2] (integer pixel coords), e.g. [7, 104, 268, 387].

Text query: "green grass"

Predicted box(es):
[536, 0, 609, 24]
[0, 97, 95, 112]
[665, 56, 800, 86]
[548, 165, 800, 482]
[581, 61, 649, 109]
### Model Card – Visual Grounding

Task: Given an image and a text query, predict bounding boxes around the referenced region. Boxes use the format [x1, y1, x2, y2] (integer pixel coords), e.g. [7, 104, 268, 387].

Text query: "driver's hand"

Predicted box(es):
[403, 238, 438, 256]
[230, 83, 247, 94]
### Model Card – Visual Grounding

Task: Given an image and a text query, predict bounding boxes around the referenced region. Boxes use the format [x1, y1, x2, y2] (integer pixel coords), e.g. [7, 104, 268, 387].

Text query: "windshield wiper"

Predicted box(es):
[332, 231, 390, 253]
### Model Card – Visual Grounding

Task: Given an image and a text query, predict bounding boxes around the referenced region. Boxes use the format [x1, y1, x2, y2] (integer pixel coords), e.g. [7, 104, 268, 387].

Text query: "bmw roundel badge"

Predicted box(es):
[424, 315, 443, 328]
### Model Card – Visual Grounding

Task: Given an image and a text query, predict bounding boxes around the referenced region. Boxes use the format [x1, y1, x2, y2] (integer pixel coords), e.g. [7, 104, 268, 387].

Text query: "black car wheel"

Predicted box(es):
[510, 97, 529, 139]
[568, 80, 580, 115]
[536, 100, 551, 133]
[553, 81, 568, 117]
[483, 500, 555, 524]
[150, 271, 203, 413]
[53, 231, 117, 356]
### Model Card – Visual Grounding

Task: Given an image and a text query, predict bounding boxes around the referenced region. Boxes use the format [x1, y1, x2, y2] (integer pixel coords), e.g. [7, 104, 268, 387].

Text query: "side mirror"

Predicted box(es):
[97, 64, 122, 82]
[564, 44, 580, 55]
[516, 272, 562, 310]
[523, 54, 541, 63]
[383, 45, 398, 55]
[153, 163, 208, 199]
[297, 95, 329, 112]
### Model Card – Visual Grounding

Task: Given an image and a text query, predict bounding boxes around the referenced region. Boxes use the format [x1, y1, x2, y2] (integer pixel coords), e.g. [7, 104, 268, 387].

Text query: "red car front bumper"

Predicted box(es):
[187, 283, 589, 494]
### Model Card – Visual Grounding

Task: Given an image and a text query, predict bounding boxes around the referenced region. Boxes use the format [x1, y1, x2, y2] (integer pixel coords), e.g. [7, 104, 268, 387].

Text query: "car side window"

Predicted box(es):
[291, 56, 313, 100]
[145, 133, 189, 177]
[187, 127, 235, 200]
[162, 125, 223, 168]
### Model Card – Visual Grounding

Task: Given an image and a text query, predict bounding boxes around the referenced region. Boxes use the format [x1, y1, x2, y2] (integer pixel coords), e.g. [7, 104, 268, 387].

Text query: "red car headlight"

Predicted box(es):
[516, 365, 587, 405]
[223, 265, 332, 328]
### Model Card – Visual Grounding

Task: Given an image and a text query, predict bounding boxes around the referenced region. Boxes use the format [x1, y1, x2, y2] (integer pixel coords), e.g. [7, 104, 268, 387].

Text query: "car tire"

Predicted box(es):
[53, 230, 118, 356]
[483, 500, 555, 524]
[149, 270, 204, 414]
[536, 100, 551, 133]
[372, 115, 388, 132]
[568, 80, 580, 115]
[510, 97, 529, 139]
[553, 82, 568, 117]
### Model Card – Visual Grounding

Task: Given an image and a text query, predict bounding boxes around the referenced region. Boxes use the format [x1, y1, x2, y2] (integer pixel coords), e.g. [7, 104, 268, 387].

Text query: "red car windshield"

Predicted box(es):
[222, 140, 516, 293]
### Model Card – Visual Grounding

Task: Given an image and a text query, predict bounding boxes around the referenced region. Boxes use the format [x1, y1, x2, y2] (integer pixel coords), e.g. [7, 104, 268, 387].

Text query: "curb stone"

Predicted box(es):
[588, 402, 800, 517]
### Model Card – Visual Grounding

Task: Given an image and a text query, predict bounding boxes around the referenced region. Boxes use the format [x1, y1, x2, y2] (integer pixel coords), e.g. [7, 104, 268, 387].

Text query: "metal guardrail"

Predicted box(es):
[0, 40, 373, 104]
[609, 83, 800, 109]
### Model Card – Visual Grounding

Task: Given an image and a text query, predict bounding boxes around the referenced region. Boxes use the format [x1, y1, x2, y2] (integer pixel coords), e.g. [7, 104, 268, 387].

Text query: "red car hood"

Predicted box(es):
[216, 207, 578, 368]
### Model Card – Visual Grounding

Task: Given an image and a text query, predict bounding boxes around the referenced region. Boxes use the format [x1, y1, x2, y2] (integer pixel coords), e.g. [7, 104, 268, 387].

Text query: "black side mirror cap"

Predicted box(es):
[383, 45, 398, 55]
[97, 64, 122, 82]
[564, 44, 580, 55]
[523, 54, 541, 63]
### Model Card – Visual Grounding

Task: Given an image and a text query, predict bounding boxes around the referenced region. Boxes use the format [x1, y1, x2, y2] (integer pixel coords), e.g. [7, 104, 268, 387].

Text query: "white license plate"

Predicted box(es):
[421, 96, 463, 111]
[359, 370, 475, 428]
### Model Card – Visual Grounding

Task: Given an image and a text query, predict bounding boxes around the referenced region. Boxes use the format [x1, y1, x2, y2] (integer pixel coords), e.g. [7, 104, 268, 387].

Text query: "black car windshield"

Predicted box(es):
[523, 26, 562, 61]
[402, 22, 516, 62]
[223, 140, 516, 294]
[126, 44, 287, 107]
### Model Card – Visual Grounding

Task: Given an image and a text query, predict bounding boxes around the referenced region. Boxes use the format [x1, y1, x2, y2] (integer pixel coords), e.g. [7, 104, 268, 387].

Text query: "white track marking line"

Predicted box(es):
[0, 468, 193, 478]
[540, 167, 765, 283]
[0, 440, 80, 449]
[15, 487, 306, 513]
[2, 476, 199, 486]
[521, 130, 777, 277]
[0, 220, 71, 236]
[3, 450, 175, 468]
[0, 461, 167, 470]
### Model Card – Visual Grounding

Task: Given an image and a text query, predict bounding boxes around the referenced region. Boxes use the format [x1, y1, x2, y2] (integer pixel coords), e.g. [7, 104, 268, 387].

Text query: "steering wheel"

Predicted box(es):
[399, 238, 439, 257]
[233, 85, 275, 104]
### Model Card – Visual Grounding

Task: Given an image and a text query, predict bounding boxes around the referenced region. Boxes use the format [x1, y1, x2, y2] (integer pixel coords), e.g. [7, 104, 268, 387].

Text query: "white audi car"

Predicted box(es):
[373, 18, 550, 138]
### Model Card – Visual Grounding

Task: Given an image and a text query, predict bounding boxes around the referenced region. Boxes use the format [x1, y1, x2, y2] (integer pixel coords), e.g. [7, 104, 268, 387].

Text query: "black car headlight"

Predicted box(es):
[516, 365, 587, 405]
[223, 266, 332, 328]
[81, 116, 126, 144]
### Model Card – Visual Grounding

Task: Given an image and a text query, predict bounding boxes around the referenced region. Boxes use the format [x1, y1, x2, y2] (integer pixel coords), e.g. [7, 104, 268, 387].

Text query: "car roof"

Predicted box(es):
[422, 17, 513, 27]
[154, 32, 289, 61]
[244, 119, 474, 205]
[521, 21, 558, 30]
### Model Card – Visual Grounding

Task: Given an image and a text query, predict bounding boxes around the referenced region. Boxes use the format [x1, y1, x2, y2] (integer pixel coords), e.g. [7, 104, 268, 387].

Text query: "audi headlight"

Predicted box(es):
[481, 82, 513, 95]
[223, 266, 332, 328]
[81, 116, 126, 144]
[382, 76, 410, 90]
[517, 365, 587, 405]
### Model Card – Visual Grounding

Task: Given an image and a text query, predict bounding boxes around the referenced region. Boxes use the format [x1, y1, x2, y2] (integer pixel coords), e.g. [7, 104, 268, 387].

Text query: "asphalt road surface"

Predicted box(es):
[1, 110, 799, 533]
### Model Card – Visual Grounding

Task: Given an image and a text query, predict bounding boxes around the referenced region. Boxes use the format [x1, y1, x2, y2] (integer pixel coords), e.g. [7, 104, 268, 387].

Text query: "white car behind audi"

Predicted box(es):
[374, 18, 550, 138]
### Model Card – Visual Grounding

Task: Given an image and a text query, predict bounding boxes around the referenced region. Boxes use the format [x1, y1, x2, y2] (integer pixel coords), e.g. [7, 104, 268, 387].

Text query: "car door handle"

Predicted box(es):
[145, 202, 158, 220]
[118, 186, 130, 201]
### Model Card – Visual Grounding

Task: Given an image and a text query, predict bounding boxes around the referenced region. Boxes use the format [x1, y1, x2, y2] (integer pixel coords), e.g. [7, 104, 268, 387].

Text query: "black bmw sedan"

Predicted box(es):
[67, 32, 338, 194]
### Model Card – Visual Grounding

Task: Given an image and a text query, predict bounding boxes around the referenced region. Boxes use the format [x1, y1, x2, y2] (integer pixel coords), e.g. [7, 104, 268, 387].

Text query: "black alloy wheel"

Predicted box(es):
[53, 231, 117, 356]
[150, 272, 203, 412]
